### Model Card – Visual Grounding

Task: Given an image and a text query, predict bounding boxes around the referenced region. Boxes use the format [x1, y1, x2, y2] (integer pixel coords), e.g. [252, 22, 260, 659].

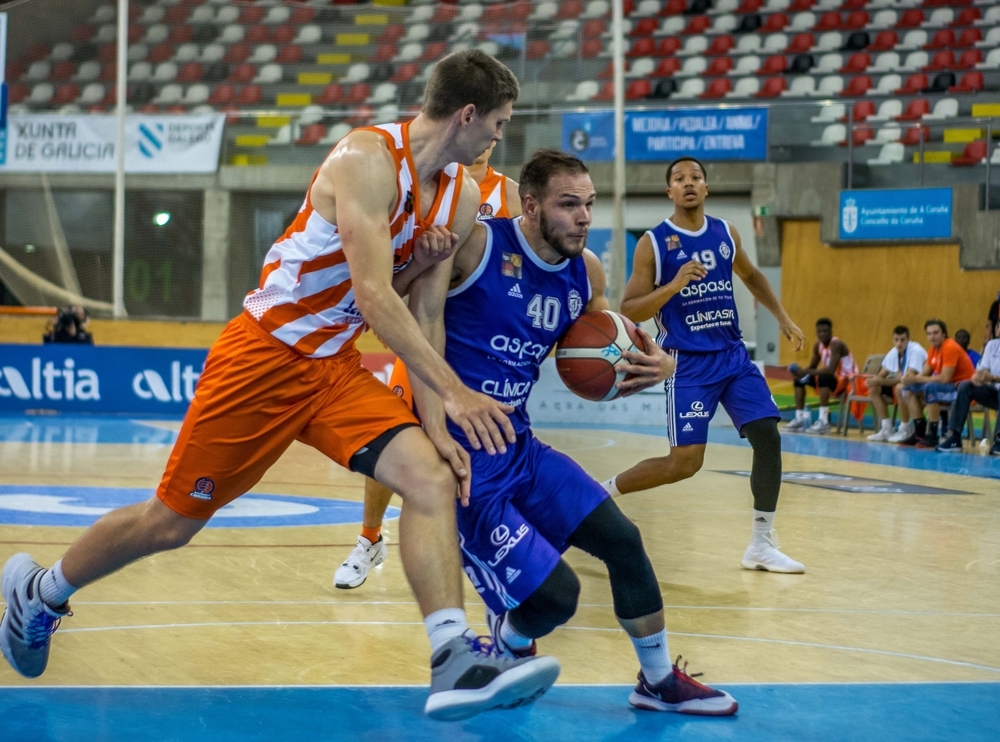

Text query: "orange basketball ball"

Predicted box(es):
[555, 310, 646, 402]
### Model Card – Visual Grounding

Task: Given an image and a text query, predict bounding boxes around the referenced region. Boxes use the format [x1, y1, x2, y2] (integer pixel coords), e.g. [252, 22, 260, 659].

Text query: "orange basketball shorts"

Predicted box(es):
[388, 359, 413, 409]
[157, 311, 419, 519]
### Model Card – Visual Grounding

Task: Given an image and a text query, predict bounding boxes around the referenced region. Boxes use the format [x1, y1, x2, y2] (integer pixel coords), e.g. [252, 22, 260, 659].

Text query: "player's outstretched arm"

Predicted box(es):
[729, 223, 806, 352]
[581, 250, 675, 394]
[620, 234, 707, 323]
[316, 133, 514, 455]
[391, 225, 460, 297]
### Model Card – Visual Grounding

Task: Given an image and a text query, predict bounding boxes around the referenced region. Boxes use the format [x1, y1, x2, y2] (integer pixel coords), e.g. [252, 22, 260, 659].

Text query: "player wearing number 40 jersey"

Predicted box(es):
[601, 157, 809, 574]
[335, 149, 738, 716]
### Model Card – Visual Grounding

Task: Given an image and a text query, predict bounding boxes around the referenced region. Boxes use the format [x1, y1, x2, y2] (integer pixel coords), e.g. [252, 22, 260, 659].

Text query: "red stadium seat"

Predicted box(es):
[790, 0, 814, 10]
[51, 61, 75, 81]
[296, 124, 326, 146]
[390, 63, 420, 83]
[655, 37, 681, 56]
[896, 73, 928, 94]
[25, 43, 48, 62]
[208, 85, 235, 106]
[841, 53, 871, 73]
[128, 25, 143, 44]
[346, 83, 371, 103]
[53, 84, 79, 105]
[662, 0, 686, 15]
[957, 28, 982, 48]
[236, 85, 262, 105]
[654, 57, 681, 76]
[139, 104, 160, 114]
[896, 99, 930, 120]
[431, 5, 459, 23]
[526, 40, 550, 60]
[956, 50, 982, 70]
[952, 8, 980, 26]
[372, 44, 396, 63]
[815, 12, 841, 31]
[511, 2, 533, 21]
[318, 84, 344, 104]
[925, 51, 955, 71]
[71, 25, 95, 43]
[843, 11, 869, 30]
[273, 26, 295, 45]
[952, 140, 987, 166]
[177, 63, 203, 83]
[626, 79, 652, 100]
[228, 64, 256, 83]
[787, 33, 814, 53]
[756, 76, 787, 97]
[276, 46, 302, 64]
[701, 78, 732, 98]
[582, 39, 603, 58]
[628, 38, 655, 57]
[241, 6, 266, 24]
[843, 126, 874, 146]
[870, 31, 898, 52]
[842, 100, 875, 121]
[840, 75, 872, 96]
[6, 62, 26, 81]
[683, 16, 711, 35]
[378, 25, 405, 44]
[101, 84, 118, 106]
[168, 25, 194, 45]
[583, 20, 606, 37]
[759, 55, 788, 75]
[224, 45, 251, 64]
[761, 13, 789, 33]
[420, 43, 447, 62]
[926, 29, 955, 50]
[950, 71, 983, 93]
[707, 35, 735, 55]
[290, 7, 316, 24]
[896, 9, 923, 28]
[631, 18, 658, 36]
[595, 82, 614, 101]
[900, 126, 929, 145]
[557, 0, 584, 19]
[738, 0, 763, 12]
[706, 57, 733, 76]
[8, 83, 28, 104]
[97, 43, 116, 63]
[245, 26, 270, 45]
[148, 44, 174, 64]
[165, 6, 188, 24]
[840, 0, 866, 10]
[597, 61, 613, 79]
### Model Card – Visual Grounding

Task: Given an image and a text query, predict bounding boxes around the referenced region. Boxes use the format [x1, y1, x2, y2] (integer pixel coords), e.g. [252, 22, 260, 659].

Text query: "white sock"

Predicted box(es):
[424, 608, 469, 654]
[39, 559, 77, 608]
[880, 418, 892, 432]
[600, 477, 621, 497]
[499, 614, 534, 651]
[819, 406, 829, 423]
[630, 629, 671, 684]
[752, 509, 775, 541]
[796, 409, 810, 422]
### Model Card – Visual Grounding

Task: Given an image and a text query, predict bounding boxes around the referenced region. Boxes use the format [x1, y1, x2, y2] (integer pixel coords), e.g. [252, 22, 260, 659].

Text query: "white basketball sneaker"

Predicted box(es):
[867, 424, 894, 442]
[806, 420, 831, 435]
[741, 530, 805, 574]
[887, 422, 914, 443]
[1, 553, 71, 678]
[334, 535, 387, 589]
[783, 417, 809, 433]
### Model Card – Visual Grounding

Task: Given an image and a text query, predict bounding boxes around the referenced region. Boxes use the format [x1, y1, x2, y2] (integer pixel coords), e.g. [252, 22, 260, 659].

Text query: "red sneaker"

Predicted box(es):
[629, 656, 738, 716]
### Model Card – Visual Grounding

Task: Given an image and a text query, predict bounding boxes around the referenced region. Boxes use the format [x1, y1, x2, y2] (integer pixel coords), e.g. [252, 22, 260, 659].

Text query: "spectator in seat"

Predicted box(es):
[43, 306, 94, 345]
[986, 290, 1000, 346]
[936, 323, 1000, 455]
[867, 325, 927, 442]
[900, 319, 975, 448]
[784, 317, 856, 435]
[954, 328, 981, 367]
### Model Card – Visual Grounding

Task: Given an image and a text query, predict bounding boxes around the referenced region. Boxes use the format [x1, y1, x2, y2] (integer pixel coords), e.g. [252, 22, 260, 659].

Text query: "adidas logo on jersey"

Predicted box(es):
[676, 250, 687, 259]
[682, 423, 694, 432]
[508, 283, 523, 298]
[506, 567, 521, 583]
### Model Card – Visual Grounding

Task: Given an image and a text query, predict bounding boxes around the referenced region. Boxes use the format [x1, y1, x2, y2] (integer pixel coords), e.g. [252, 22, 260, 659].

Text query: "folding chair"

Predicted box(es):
[837, 354, 885, 436]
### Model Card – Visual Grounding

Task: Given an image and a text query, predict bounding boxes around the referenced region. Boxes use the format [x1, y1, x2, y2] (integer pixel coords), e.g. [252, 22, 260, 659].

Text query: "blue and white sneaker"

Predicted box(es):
[1, 553, 71, 678]
[485, 607, 537, 659]
[935, 431, 964, 453]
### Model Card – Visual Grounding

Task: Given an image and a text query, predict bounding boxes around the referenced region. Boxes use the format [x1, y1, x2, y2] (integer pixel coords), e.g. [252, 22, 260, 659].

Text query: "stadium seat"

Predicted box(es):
[7, 83, 28, 105]
[176, 63, 203, 83]
[841, 53, 870, 73]
[657, 16, 685, 36]
[248, 45, 277, 64]
[557, 0, 585, 19]
[896, 9, 923, 28]
[23, 61, 51, 83]
[814, 12, 841, 31]
[871, 74, 901, 95]
[391, 63, 420, 84]
[152, 83, 183, 105]
[952, 140, 987, 166]
[655, 37, 681, 56]
[925, 51, 955, 71]
[790, 12, 816, 31]
[867, 142, 904, 165]
[633, 0, 660, 17]
[812, 123, 846, 145]
[50, 61, 75, 81]
[871, 52, 899, 72]
[216, 7, 241, 26]
[189, 6, 214, 24]
[756, 76, 787, 97]
[762, 12, 789, 32]
[896, 99, 930, 120]
[787, 33, 814, 52]
[253, 64, 282, 84]
[738, 0, 764, 12]
[276, 46, 303, 64]
[582, 38, 603, 57]
[551, 20, 581, 41]
[845, 126, 874, 146]
[296, 124, 327, 147]
[202, 45, 226, 65]
[680, 57, 708, 75]
[654, 57, 682, 76]
[952, 7, 980, 27]
[628, 38, 655, 57]
[527, 40, 550, 59]
[978, 49, 1000, 70]
[706, 57, 733, 76]
[760, 55, 788, 75]
[956, 28, 982, 48]
[317, 84, 345, 105]
[926, 29, 955, 50]
[898, 30, 927, 50]
[817, 74, 845, 96]
[706, 35, 735, 57]
[712, 15, 738, 35]
[263, 6, 292, 25]
[321, 123, 352, 147]
[844, 99, 876, 121]
[170, 25, 195, 45]
[764, 33, 789, 53]
[927, 9, 954, 27]
[583, 19, 607, 37]
[183, 84, 210, 105]
[50, 42, 74, 62]
[143, 24, 169, 45]
[870, 31, 898, 51]
[153, 62, 178, 82]
[52, 84, 79, 105]
[869, 125, 901, 146]
[594, 81, 614, 101]
[815, 31, 842, 51]
[272, 26, 295, 46]
[817, 53, 843, 73]
[902, 51, 929, 70]
[293, 25, 322, 46]
[950, 71, 983, 93]
[228, 64, 255, 84]
[683, 15, 711, 35]
[626, 79, 652, 99]
[681, 37, 709, 57]
[128, 62, 152, 82]
[346, 84, 371, 104]
[733, 55, 763, 75]
[737, 34, 763, 54]
[531, 1, 560, 21]
[224, 45, 250, 64]
[673, 78, 706, 98]
[925, 71, 955, 94]
[566, 80, 600, 101]
[843, 11, 868, 30]
[367, 82, 398, 105]
[700, 78, 731, 99]
[629, 57, 657, 78]
[896, 73, 929, 94]
[840, 0, 866, 11]
[869, 99, 902, 121]
[420, 43, 448, 62]
[208, 84, 235, 106]
[899, 126, 929, 146]
[236, 85, 262, 106]
[582, 0, 610, 18]
[870, 9, 897, 28]
[78, 82, 105, 105]
[980, 5, 1000, 26]
[981, 28, 1000, 48]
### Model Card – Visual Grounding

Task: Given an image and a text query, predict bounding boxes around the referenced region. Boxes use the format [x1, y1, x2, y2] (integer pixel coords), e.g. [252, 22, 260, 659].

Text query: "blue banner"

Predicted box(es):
[839, 188, 952, 241]
[562, 111, 615, 161]
[624, 108, 768, 161]
[0, 344, 207, 415]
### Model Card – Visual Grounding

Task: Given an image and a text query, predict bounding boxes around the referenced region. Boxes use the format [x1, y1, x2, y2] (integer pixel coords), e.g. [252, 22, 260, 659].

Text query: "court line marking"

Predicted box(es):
[64, 600, 1000, 618]
[51, 620, 1000, 675]
[2, 681, 998, 690]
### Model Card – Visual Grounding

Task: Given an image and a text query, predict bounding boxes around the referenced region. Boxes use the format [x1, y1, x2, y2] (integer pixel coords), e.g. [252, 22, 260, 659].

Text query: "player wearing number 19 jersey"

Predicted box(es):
[603, 157, 809, 574]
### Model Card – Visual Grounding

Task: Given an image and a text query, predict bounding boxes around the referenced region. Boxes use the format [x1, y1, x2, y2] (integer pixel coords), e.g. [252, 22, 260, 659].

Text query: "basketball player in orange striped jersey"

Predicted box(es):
[336, 141, 521, 591]
[1, 51, 563, 721]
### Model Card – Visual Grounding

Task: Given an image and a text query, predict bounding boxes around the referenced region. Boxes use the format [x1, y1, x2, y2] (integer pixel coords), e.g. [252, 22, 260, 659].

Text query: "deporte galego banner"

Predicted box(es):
[0, 113, 225, 173]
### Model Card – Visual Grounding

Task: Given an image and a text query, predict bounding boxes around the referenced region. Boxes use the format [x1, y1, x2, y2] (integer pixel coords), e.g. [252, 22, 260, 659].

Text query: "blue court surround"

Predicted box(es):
[1, 683, 997, 742]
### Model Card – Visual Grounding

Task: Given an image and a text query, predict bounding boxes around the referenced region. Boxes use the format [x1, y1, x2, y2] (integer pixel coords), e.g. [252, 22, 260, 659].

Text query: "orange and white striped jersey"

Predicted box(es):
[476, 166, 514, 221]
[243, 121, 465, 359]
[820, 337, 858, 379]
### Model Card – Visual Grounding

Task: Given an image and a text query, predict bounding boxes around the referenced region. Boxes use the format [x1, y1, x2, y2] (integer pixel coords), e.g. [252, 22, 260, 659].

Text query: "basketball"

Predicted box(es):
[555, 310, 646, 402]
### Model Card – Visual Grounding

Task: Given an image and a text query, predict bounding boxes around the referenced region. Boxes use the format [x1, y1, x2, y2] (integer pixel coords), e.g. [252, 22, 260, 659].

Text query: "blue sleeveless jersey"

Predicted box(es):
[444, 217, 591, 443]
[648, 215, 743, 353]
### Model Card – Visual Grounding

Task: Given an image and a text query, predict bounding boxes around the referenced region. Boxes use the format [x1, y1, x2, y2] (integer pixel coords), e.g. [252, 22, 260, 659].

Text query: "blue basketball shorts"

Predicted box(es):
[663, 343, 780, 447]
[456, 433, 608, 615]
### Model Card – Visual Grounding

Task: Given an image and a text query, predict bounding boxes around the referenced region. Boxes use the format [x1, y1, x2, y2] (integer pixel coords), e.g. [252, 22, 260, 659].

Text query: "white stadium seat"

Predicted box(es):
[263, 6, 292, 25]
[732, 55, 762, 76]
[219, 25, 246, 45]
[872, 53, 900, 72]
[174, 44, 199, 63]
[373, 104, 400, 125]
[23, 61, 52, 83]
[457, 4, 484, 21]
[657, 17, 685, 36]
[253, 64, 283, 84]
[927, 8, 954, 26]
[530, 2, 559, 21]
[870, 10, 898, 28]
[785, 75, 818, 97]
[811, 124, 846, 146]
[79, 83, 105, 105]
[627, 57, 656, 78]
[91, 5, 115, 24]
[152, 83, 183, 105]
[899, 30, 927, 49]
[810, 102, 845, 122]
[729, 77, 761, 97]
[294, 25, 323, 45]
[634, 0, 660, 17]
[409, 6, 435, 23]
[817, 75, 844, 97]
[269, 125, 292, 146]
[248, 45, 277, 64]
[737, 35, 762, 54]
[51, 42, 74, 62]
[870, 99, 903, 121]
[127, 44, 149, 63]
[923, 98, 958, 120]
[95, 24, 117, 45]
[566, 80, 599, 101]
[870, 74, 901, 96]
[215, 7, 240, 25]
[581, 0, 609, 19]
[139, 6, 165, 24]
[201, 44, 225, 63]
[189, 6, 214, 24]
[396, 43, 424, 63]
[402, 24, 431, 43]
[679, 37, 708, 56]
[321, 123, 352, 146]
[870, 126, 901, 145]
[901, 51, 928, 71]
[367, 82, 398, 105]
[868, 142, 904, 165]
[183, 84, 211, 105]
[153, 62, 178, 83]
[73, 61, 102, 82]
[299, 105, 325, 127]
[816, 53, 843, 73]
[128, 62, 153, 82]
[679, 57, 707, 76]
[790, 12, 815, 31]
[977, 49, 1000, 70]
[712, 15, 738, 34]
[143, 24, 169, 45]
[763, 34, 788, 53]
[28, 83, 55, 105]
[815, 32, 842, 52]
[673, 78, 706, 99]
[344, 63, 371, 84]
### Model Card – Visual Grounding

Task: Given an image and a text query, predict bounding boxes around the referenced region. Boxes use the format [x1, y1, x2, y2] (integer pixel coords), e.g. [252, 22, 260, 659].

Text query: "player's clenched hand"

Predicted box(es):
[426, 426, 473, 506]
[616, 328, 676, 395]
[781, 318, 806, 352]
[441, 385, 516, 455]
[413, 225, 460, 268]
[667, 260, 708, 293]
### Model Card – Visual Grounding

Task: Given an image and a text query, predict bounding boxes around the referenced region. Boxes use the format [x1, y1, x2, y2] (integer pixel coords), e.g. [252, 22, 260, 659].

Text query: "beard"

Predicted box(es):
[539, 210, 587, 260]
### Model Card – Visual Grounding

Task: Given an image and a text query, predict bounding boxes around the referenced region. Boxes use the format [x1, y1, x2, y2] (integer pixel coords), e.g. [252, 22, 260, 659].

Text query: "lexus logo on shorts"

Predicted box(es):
[491, 525, 510, 545]
[692, 401, 704, 411]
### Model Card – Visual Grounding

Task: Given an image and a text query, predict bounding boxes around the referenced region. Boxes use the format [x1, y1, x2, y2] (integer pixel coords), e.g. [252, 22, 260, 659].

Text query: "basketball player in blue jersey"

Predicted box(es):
[398, 149, 737, 715]
[601, 157, 809, 574]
